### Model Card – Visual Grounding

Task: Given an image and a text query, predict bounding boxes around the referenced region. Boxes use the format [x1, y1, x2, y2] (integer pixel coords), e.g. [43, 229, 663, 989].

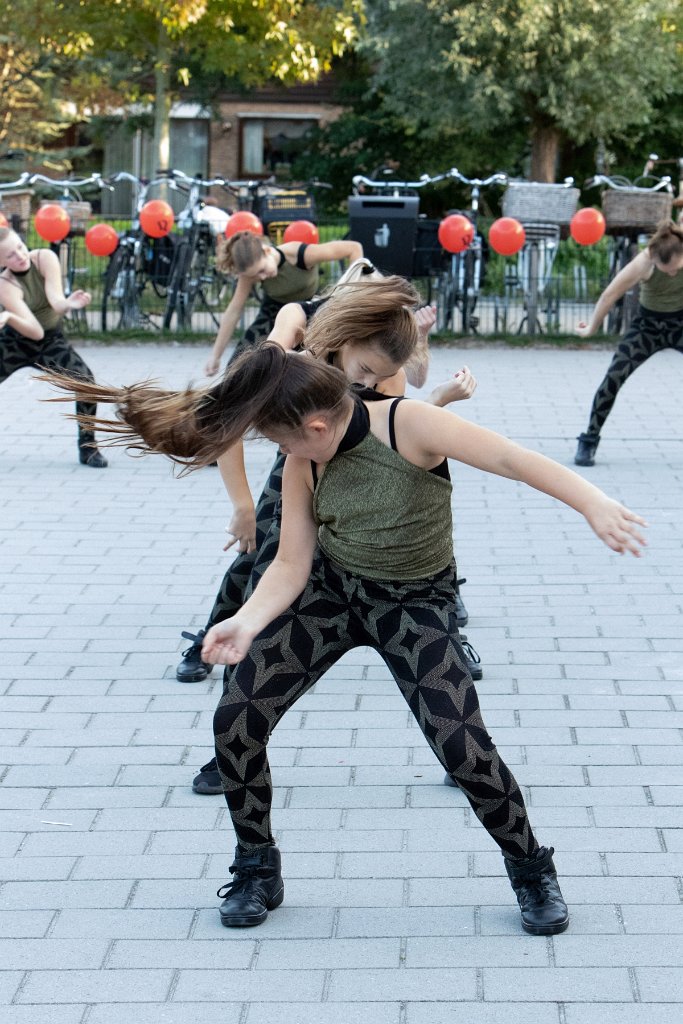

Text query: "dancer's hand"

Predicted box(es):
[67, 290, 91, 309]
[584, 496, 648, 556]
[223, 506, 257, 553]
[205, 355, 221, 377]
[203, 617, 256, 665]
[576, 321, 595, 338]
[415, 304, 437, 338]
[429, 366, 477, 406]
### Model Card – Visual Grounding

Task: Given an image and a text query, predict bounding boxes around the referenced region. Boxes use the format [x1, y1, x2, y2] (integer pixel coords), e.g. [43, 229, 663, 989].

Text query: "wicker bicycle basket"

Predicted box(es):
[602, 190, 673, 233]
[39, 199, 92, 235]
[502, 182, 580, 225]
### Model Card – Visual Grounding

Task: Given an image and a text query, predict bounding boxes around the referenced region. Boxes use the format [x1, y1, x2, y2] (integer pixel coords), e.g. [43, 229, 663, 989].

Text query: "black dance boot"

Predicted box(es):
[217, 844, 284, 927]
[176, 630, 213, 683]
[574, 432, 600, 467]
[504, 846, 569, 935]
[78, 430, 108, 468]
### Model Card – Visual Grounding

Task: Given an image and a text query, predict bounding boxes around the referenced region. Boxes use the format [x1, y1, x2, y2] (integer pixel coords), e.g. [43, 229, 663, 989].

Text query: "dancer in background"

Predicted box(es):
[575, 221, 683, 466]
[0, 227, 106, 467]
[204, 230, 363, 376]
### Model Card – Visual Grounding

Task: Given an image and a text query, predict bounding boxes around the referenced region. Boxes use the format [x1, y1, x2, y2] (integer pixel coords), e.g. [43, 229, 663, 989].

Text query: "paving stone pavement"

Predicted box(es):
[1, 337, 682, 1024]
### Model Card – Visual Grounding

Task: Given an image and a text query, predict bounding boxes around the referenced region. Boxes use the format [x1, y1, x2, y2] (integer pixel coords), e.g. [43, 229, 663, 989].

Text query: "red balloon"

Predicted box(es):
[85, 222, 119, 257]
[0, 212, 8, 229]
[488, 217, 526, 256]
[283, 219, 319, 244]
[438, 214, 475, 254]
[34, 204, 71, 243]
[139, 199, 175, 238]
[225, 210, 264, 238]
[570, 207, 606, 246]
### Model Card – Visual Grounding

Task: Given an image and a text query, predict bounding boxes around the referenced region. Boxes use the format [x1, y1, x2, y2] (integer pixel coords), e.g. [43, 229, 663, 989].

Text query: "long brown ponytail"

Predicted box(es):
[37, 346, 350, 472]
[215, 230, 269, 275]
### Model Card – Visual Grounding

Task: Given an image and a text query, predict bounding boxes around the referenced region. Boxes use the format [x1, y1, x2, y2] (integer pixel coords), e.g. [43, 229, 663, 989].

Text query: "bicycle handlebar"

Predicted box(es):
[586, 173, 672, 193]
[28, 173, 109, 194]
[352, 167, 508, 193]
[0, 172, 33, 191]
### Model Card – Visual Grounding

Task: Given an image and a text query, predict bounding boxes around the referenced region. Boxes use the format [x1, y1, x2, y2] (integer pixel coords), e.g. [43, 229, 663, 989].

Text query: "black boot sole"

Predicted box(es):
[219, 884, 284, 927]
[176, 666, 212, 683]
[521, 914, 569, 936]
[192, 772, 223, 795]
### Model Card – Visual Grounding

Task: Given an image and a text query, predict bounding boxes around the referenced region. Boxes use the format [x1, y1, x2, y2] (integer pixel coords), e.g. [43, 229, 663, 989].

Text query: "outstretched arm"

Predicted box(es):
[205, 275, 252, 376]
[396, 401, 648, 557]
[577, 250, 651, 337]
[202, 456, 317, 664]
[40, 249, 91, 316]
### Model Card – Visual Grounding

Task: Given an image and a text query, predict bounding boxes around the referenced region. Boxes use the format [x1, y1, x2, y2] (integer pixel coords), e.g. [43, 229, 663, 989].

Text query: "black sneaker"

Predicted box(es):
[461, 634, 483, 681]
[192, 757, 222, 795]
[454, 576, 468, 627]
[176, 629, 213, 683]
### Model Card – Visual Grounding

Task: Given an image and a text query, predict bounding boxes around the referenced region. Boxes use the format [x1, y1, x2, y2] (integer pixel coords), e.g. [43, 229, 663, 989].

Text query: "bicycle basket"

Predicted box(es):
[502, 182, 579, 225]
[143, 233, 176, 287]
[254, 190, 317, 227]
[602, 190, 673, 233]
[412, 219, 448, 277]
[39, 199, 92, 235]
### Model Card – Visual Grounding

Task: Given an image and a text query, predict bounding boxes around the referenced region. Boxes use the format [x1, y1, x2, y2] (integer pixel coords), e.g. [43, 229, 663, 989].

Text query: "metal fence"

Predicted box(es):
[8, 214, 624, 338]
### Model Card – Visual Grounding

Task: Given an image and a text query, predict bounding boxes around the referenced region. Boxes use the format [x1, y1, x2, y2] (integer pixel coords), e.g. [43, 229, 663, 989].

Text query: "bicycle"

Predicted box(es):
[100, 172, 179, 331]
[27, 173, 108, 330]
[351, 168, 508, 332]
[585, 168, 673, 334]
[159, 170, 233, 330]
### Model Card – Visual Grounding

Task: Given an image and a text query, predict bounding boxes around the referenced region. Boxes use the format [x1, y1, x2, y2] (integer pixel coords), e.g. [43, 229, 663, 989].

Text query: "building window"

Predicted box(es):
[240, 118, 317, 177]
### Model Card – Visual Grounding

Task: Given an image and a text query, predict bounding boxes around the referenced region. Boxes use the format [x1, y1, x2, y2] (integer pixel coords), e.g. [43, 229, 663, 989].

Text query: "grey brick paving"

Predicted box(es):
[1, 342, 682, 1021]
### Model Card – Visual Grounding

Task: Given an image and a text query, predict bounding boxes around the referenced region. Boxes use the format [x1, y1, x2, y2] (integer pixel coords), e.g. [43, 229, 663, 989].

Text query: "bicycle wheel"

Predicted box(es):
[101, 246, 128, 331]
[461, 249, 480, 334]
[435, 259, 458, 332]
[162, 240, 189, 331]
[179, 235, 211, 329]
[62, 238, 88, 332]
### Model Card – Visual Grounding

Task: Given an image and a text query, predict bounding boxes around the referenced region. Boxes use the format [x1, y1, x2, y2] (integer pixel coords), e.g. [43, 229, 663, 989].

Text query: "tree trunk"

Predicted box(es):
[529, 120, 561, 183]
[153, 23, 171, 174]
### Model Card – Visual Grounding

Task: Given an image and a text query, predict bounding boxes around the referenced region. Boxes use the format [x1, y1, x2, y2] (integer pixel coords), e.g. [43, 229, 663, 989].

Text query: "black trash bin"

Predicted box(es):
[347, 195, 420, 276]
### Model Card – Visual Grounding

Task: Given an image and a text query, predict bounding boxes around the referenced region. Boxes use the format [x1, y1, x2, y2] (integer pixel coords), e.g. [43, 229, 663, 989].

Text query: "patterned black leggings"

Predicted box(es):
[0, 327, 98, 444]
[213, 556, 538, 860]
[587, 307, 683, 435]
[205, 452, 285, 630]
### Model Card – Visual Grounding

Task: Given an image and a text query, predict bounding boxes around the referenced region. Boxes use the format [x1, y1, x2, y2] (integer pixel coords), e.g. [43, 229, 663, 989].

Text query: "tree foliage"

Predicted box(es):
[364, 0, 681, 181]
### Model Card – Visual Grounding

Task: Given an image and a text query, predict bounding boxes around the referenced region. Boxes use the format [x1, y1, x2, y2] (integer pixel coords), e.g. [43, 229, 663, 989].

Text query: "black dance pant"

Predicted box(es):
[213, 556, 539, 861]
[587, 306, 683, 436]
[0, 327, 98, 445]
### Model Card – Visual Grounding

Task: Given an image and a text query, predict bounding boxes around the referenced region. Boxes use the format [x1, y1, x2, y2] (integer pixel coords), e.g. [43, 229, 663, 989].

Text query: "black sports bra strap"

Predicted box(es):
[311, 461, 318, 487]
[296, 243, 309, 270]
[388, 397, 404, 452]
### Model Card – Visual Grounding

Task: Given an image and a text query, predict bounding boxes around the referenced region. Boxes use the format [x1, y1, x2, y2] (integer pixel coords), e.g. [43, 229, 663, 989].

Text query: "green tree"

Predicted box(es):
[364, 0, 681, 182]
[0, 3, 93, 169]
[82, 0, 364, 170]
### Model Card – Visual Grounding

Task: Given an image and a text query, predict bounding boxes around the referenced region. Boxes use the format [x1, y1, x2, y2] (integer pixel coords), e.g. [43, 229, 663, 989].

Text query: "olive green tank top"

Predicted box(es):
[639, 265, 683, 313]
[13, 259, 61, 331]
[262, 245, 319, 303]
[313, 397, 454, 581]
